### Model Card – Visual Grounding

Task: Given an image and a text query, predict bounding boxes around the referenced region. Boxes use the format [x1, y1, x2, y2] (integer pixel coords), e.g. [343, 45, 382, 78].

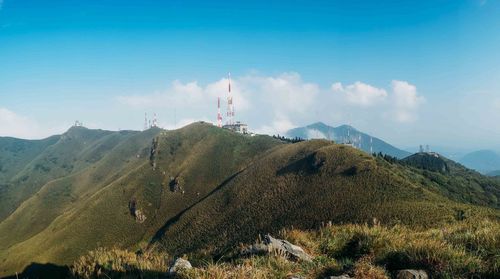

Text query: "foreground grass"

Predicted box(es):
[71, 246, 169, 278]
[72, 218, 499, 279]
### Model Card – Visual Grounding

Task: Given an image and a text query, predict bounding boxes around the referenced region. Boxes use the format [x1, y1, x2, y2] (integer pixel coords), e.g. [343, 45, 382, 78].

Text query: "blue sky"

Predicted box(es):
[0, 0, 499, 151]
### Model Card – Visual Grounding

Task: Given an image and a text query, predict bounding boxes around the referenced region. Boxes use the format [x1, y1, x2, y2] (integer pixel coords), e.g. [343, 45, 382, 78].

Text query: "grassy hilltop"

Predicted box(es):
[0, 122, 499, 278]
[154, 138, 498, 257]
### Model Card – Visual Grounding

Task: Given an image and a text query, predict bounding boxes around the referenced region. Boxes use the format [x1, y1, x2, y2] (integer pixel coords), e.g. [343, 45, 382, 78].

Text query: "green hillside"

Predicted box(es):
[401, 152, 500, 209]
[0, 122, 499, 277]
[73, 219, 500, 279]
[0, 127, 139, 222]
[0, 123, 282, 276]
[0, 135, 60, 182]
[154, 140, 498, 257]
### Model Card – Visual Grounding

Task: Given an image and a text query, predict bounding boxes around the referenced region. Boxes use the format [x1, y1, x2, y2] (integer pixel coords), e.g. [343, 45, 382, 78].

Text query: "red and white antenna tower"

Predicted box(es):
[226, 73, 234, 125]
[217, 97, 223, 127]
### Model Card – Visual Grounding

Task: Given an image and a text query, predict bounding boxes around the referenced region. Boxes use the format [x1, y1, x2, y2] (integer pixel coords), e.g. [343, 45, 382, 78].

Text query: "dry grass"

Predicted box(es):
[72, 218, 500, 279]
[71, 247, 169, 278]
[353, 256, 389, 279]
[3, 123, 499, 278]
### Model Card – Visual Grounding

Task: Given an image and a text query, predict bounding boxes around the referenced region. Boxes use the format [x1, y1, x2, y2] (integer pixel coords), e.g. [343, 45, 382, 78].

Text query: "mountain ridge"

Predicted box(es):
[286, 122, 411, 158]
[459, 149, 500, 174]
[0, 122, 499, 276]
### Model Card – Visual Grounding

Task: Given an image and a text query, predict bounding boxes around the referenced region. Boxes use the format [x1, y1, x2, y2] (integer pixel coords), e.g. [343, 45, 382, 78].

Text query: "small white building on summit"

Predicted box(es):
[222, 121, 248, 134]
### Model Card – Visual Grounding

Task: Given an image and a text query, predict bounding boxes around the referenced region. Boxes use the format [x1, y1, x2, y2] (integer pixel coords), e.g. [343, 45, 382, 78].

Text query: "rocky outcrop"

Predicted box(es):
[169, 176, 183, 193]
[128, 199, 146, 223]
[396, 269, 428, 279]
[324, 275, 351, 279]
[134, 209, 147, 223]
[168, 258, 192, 275]
[150, 137, 159, 170]
[242, 234, 313, 262]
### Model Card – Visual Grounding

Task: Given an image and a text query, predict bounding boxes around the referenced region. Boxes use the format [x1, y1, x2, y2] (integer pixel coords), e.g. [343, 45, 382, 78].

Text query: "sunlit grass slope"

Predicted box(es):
[0, 122, 282, 276]
[0, 127, 138, 222]
[73, 219, 499, 279]
[0, 122, 498, 277]
[155, 140, 499, 256]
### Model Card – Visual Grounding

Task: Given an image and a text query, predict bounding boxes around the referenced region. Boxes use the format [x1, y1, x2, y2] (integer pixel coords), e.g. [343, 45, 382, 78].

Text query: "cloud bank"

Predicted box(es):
[0, 108, 65, 139]
[1, 72, 426, 139]
[117, 72, 425, 135]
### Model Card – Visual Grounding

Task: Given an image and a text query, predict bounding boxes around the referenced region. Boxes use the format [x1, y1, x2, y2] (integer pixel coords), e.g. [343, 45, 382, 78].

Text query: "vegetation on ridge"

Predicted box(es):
[72, 218, 500, 278]
[1, 122, 499, 277]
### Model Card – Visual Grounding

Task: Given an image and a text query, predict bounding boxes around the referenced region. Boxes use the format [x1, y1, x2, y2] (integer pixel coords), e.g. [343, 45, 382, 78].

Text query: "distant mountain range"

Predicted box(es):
[459, 150, 500, 174]
[488, 170, 500, 177]
[286, 122, 411, 159]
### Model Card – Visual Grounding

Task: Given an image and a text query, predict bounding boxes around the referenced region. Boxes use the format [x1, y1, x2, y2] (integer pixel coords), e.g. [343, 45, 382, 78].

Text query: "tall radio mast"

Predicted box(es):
[226, 73, 234, 125]
[217, 97, 223, 127]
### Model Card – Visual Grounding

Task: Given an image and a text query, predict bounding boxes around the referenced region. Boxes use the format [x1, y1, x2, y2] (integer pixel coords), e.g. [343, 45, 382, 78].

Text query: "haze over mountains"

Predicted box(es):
[0, 122, 499, 277]
[287, 122, 500, 175]
[286, 122, 411, 159]
[458, 150, 500, 175]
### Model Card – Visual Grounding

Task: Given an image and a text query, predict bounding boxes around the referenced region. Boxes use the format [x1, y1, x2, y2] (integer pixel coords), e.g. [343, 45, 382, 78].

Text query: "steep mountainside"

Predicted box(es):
[0, 122, 498, 277]
[401, 152, 449, 173]
[0, 128, 138, 222]
[459, 150, 500, 174]
[286, 122, 411, 158]
[0, 135, 60, 182]
[0, 123, 282, 275]
[401, 152, 500, 209]
[154, 141, 498, 256]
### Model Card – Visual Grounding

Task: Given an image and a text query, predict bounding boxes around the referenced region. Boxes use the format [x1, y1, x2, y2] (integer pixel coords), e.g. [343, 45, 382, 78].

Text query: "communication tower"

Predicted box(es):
[226, 73, 234, 125]
[217, 97, 223, 127]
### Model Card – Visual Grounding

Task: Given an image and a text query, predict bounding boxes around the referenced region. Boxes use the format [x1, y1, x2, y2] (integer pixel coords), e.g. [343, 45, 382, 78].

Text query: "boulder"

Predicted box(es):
[168, 258, 192, 275]
[241, 234, 313, 262]
[264, 234, 313, 262]
[134, 209, 147, 223]
[396, 269, 428, 279]
[325, 275, 351, 279]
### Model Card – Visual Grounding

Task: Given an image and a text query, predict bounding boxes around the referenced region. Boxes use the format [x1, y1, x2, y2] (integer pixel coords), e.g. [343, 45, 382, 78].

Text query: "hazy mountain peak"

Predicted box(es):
[287, 122, 410, 158]
[460, 149, 500, 174]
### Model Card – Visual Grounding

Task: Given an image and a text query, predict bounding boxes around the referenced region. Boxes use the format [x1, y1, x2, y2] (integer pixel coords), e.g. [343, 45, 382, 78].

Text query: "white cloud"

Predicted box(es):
[253, 116, 295, 136]
[118, 78, 250, 112]
[306, 129, 327, 139]
[241, 72, 318, 114]
[118, 72, 318, 134]
[332, 81, 387, 107]
[331, 82, 343, 92]
[0, 108, 64, 139]
[117, 73, 425, 136]
[160, 117, 213, 130]
[117, 80, 204, 108]
[391, 80, 425, 123]
[493, 98, 500, 110]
